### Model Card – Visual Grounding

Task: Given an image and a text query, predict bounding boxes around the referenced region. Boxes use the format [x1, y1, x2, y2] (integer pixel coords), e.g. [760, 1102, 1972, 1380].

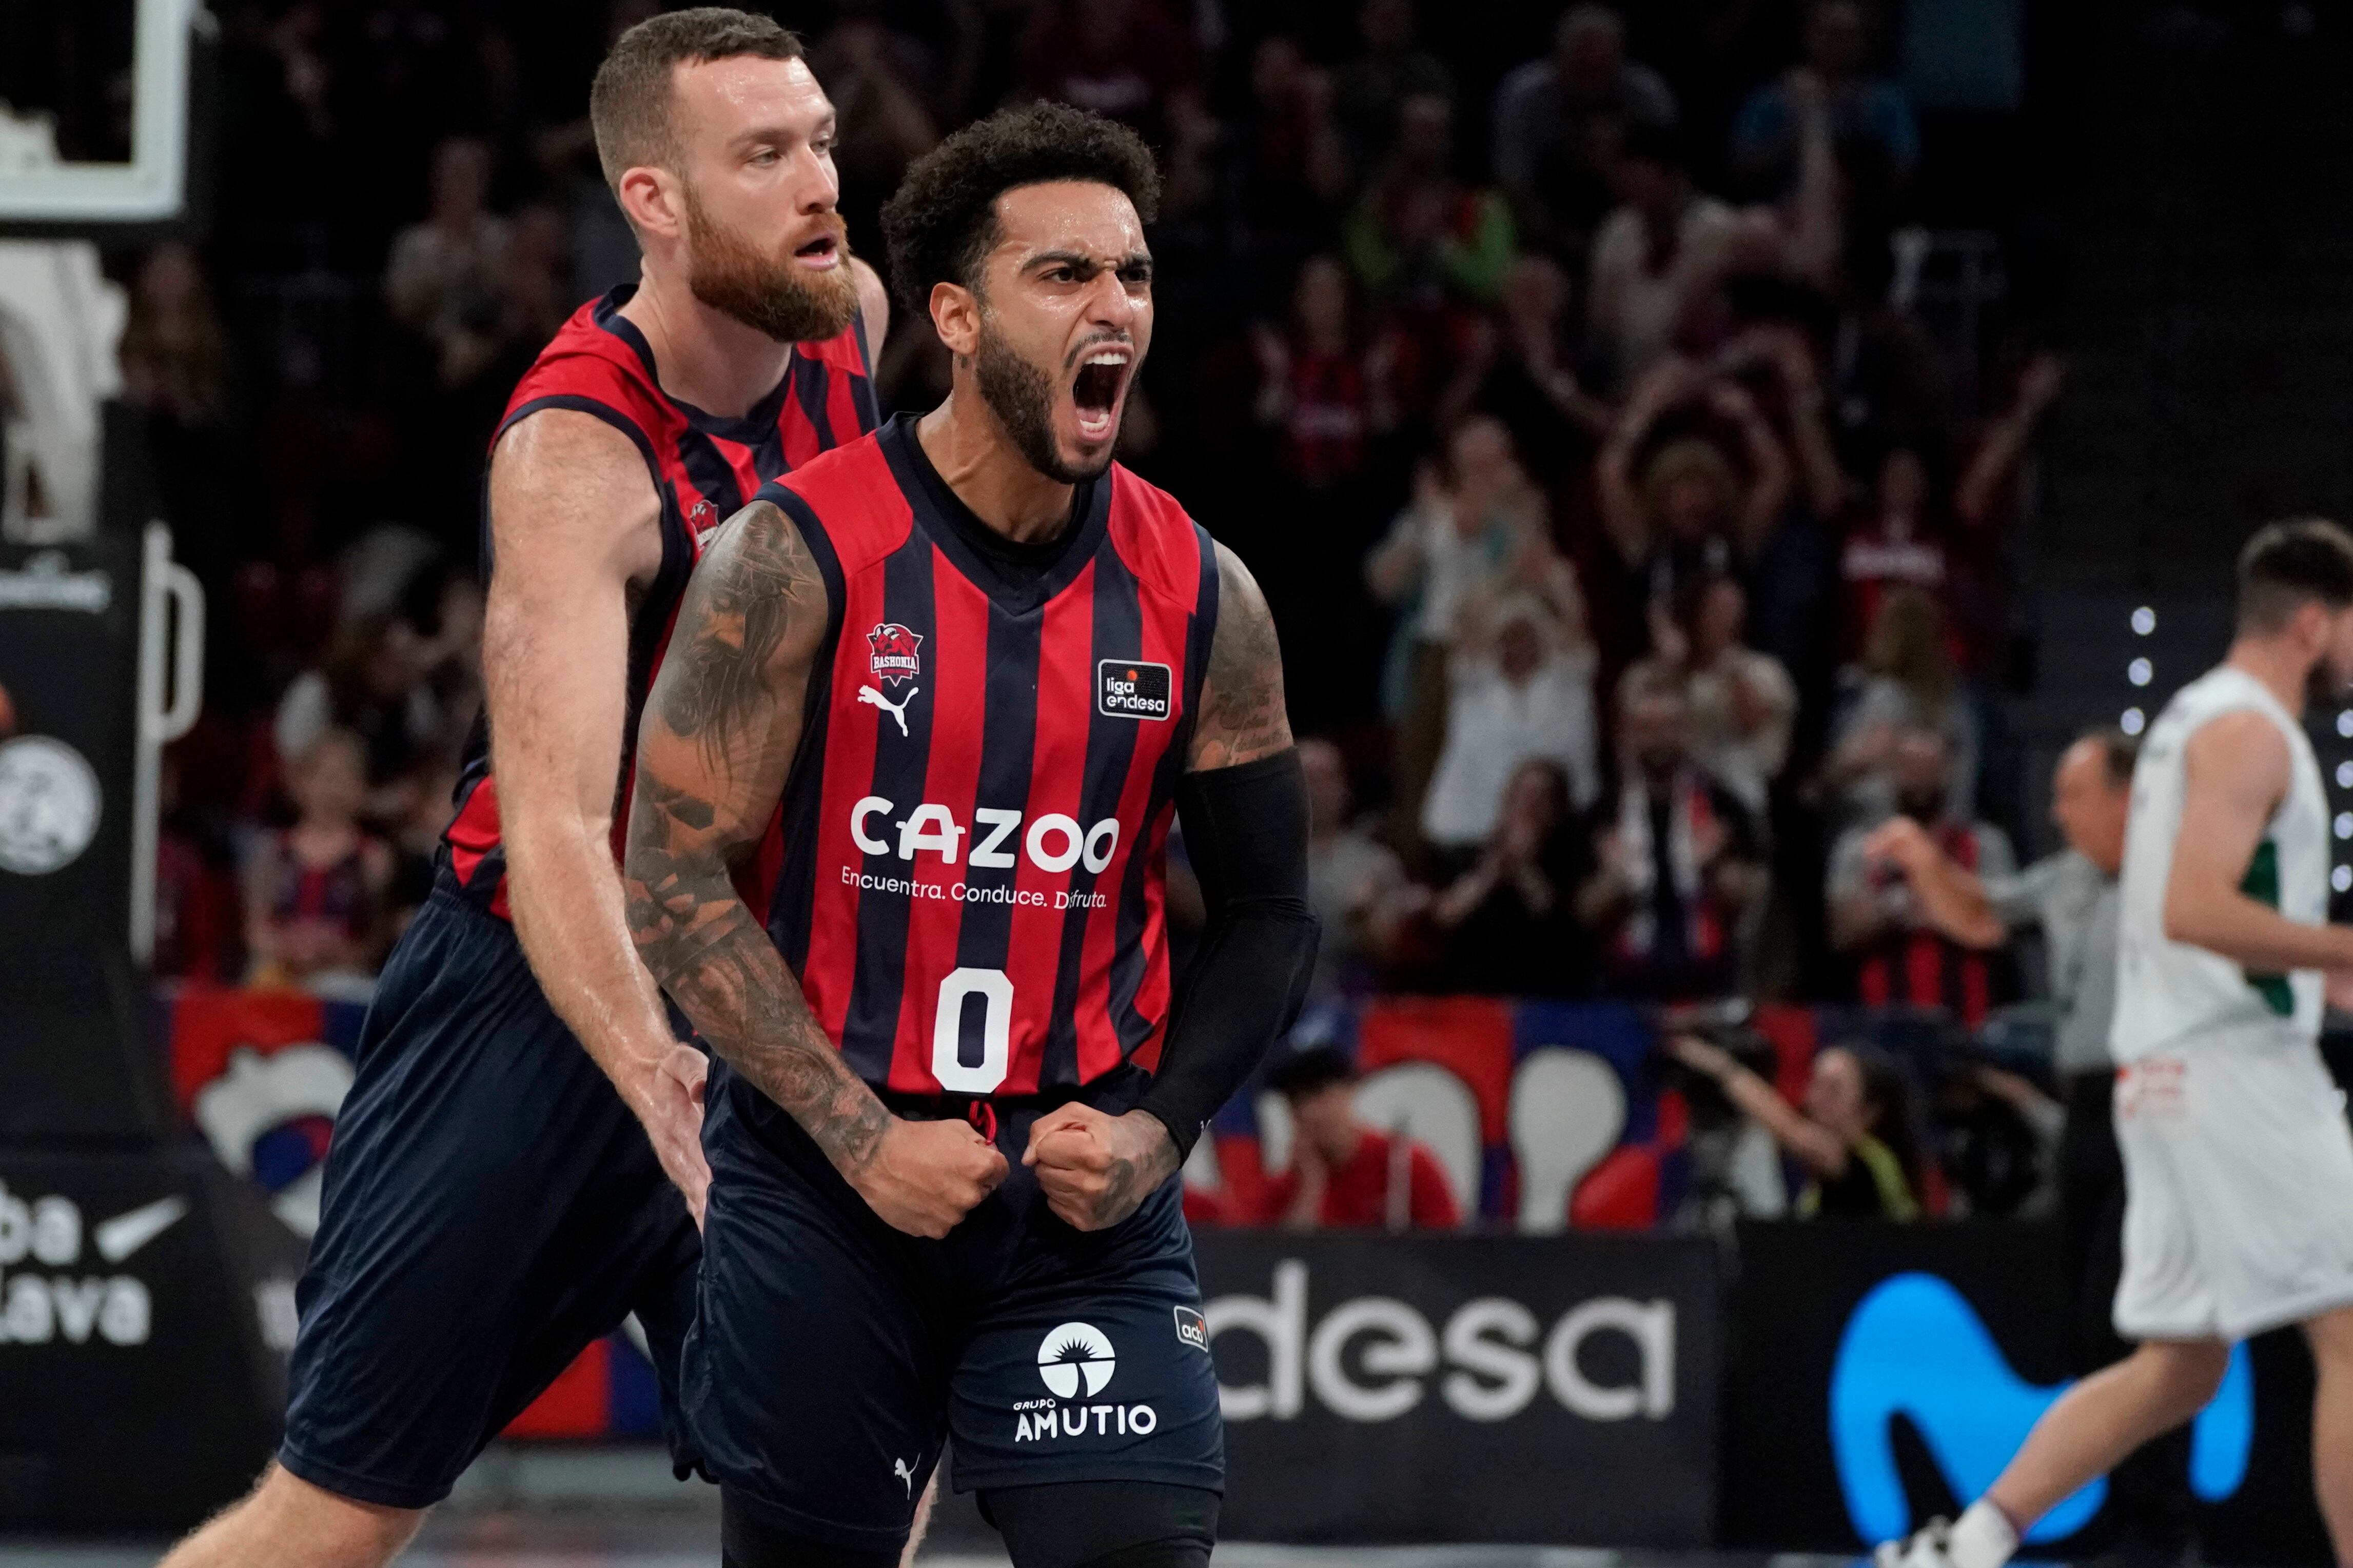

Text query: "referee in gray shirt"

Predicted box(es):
[1865, 728, 2190, 1561]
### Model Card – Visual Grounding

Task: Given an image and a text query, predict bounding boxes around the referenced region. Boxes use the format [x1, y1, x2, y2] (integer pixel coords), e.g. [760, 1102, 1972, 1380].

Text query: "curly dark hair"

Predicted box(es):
[878, 102, 1162, 316]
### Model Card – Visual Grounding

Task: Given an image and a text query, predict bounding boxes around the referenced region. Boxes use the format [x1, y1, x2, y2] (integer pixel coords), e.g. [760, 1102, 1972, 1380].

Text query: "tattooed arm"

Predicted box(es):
[1027, 543, 1317, 1230]
[1190, 543, 1297, 770]
[625, 498, 1007, 1239]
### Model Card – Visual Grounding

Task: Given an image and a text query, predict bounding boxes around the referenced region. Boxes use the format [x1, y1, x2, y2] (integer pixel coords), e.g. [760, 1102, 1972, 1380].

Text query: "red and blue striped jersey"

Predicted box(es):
[438, 285, 878, 916]
[748, 414, 1220, 1098]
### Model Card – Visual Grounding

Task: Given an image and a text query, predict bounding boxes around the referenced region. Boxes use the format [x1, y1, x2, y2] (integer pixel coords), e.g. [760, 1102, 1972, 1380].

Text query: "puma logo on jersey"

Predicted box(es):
[893, 1457, 916, 1497]
[858, 684, 916, 738]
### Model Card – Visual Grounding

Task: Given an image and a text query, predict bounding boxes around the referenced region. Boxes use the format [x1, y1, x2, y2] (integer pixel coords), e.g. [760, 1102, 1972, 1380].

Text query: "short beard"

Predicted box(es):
[682, 182, 859, 344]
[975, 314, 1111, 485]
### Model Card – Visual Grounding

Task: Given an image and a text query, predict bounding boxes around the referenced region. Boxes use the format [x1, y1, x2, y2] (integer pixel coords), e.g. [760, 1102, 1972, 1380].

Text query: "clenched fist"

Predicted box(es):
[1025, 1104, 1179, 1232]
[852, 1117, 1009, 1239]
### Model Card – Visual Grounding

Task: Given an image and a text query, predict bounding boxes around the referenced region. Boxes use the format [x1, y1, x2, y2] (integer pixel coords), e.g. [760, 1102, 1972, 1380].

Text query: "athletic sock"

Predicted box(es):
[1948, 1499, 2022, 1568]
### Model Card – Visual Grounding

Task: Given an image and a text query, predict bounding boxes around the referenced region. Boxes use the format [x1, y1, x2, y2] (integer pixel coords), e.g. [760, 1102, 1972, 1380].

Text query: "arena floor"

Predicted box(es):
[0, 1448, 1875, 1568]
[0, 1544, 1865, 1568]
[0, 1452, 1846, 1565]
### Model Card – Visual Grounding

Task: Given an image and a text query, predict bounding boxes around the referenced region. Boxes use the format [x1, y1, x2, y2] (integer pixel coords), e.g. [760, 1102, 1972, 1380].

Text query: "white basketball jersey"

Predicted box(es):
[2111, 665, 2331, 1061]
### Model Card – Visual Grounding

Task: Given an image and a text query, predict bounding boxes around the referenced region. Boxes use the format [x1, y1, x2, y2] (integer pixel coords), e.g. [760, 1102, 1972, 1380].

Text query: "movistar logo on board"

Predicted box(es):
[1830, 1273, 2252, 1544]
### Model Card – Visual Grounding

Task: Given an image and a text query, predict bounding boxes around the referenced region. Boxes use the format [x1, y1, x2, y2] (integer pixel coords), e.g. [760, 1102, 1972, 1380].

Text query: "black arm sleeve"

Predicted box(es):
[1135, 747, 1319, 1163]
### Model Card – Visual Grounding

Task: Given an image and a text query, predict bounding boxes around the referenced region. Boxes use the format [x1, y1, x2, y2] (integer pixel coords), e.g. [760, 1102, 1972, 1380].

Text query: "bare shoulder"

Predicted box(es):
[491, 404, 648, 495]
[2184, 709, 2292, 804]
[2185, 708, 2291, 769]
[488, 406, 663, 582]
[1191, 541, 1292, 771]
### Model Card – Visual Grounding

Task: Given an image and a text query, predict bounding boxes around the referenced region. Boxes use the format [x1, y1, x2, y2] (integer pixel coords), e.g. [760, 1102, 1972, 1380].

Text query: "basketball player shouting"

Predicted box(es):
[1880, 519, 2353, 1568]
[623, 103, 1318, 1566]
[164, 11, 890, 1564]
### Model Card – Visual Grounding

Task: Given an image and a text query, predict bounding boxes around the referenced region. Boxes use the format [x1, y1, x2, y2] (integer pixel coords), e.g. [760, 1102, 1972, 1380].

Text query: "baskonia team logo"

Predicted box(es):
[867, 623, 923, 686]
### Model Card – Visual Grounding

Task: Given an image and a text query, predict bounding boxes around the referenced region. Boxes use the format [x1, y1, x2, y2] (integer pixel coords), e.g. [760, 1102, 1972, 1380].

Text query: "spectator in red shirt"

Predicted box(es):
[1251, 255, 1405, 491]
[1944, 351, 2068, 668]
[1246, 255, 1416, 732]
[1836, 442, 1953, 662]
[1258, 1047, 1461, 1230]
[1828, 725, 2017, 1025]
[244, 728, 394, 994]
[1832, 356, 2066, 667]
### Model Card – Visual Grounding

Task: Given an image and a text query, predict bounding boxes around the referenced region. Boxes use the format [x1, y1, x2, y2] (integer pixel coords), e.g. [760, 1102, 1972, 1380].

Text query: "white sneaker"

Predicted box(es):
[1874, 1518, 1960, 1568]
[1878, 1503, 2022, 1568]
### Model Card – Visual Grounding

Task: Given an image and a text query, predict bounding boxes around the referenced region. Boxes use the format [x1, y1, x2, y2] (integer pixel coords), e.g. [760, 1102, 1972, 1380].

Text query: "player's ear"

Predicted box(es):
[616, 165, 684, 244]
[930, 280, 981, 359]
[2286, 598, 2323, 652]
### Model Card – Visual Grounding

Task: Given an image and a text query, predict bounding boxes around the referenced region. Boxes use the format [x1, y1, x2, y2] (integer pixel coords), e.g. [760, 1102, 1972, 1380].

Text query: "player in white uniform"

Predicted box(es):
[1880, 518, 2353, 1568]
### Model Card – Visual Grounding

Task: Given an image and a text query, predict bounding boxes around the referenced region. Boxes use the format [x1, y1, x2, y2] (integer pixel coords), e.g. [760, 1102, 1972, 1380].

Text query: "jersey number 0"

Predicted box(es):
[933, 967, 1014, 1093]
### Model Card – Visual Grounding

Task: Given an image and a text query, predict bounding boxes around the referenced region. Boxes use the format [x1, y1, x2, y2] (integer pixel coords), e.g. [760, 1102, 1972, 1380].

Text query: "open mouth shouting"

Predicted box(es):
[1070, 340, 1134, 445]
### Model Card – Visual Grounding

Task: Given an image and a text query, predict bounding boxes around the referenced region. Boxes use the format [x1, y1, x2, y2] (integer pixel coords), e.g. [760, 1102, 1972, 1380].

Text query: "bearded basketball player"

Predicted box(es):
[623, 103, 1319, 1566]
[162, 11, 896, 1564]
[1879, 519, 2353, 1568]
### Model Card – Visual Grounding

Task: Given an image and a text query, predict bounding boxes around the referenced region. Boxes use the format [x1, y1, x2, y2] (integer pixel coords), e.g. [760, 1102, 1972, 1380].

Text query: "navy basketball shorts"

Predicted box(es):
[277, 887, 701, 1509]
[686, 1061, 1224, 1555]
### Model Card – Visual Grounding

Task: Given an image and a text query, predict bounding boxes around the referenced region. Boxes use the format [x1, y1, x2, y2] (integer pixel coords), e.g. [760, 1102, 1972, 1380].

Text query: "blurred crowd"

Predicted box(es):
[123, 0, 2079, 1219]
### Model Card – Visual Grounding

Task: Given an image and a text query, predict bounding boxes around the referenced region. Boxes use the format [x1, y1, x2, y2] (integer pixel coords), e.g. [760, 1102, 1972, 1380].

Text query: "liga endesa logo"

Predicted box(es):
[1206, 1260, 1676, 1424]
[1829, 1273, 2253, 1544]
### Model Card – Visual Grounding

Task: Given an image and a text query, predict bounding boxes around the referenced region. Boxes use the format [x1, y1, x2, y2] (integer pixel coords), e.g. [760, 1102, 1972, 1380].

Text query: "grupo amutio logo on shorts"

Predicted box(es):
[1014, 1321, 1161, 1443]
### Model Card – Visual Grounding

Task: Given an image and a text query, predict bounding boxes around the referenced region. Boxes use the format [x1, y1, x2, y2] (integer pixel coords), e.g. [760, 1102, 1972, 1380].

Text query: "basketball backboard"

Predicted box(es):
[0, 0, 202, 224]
